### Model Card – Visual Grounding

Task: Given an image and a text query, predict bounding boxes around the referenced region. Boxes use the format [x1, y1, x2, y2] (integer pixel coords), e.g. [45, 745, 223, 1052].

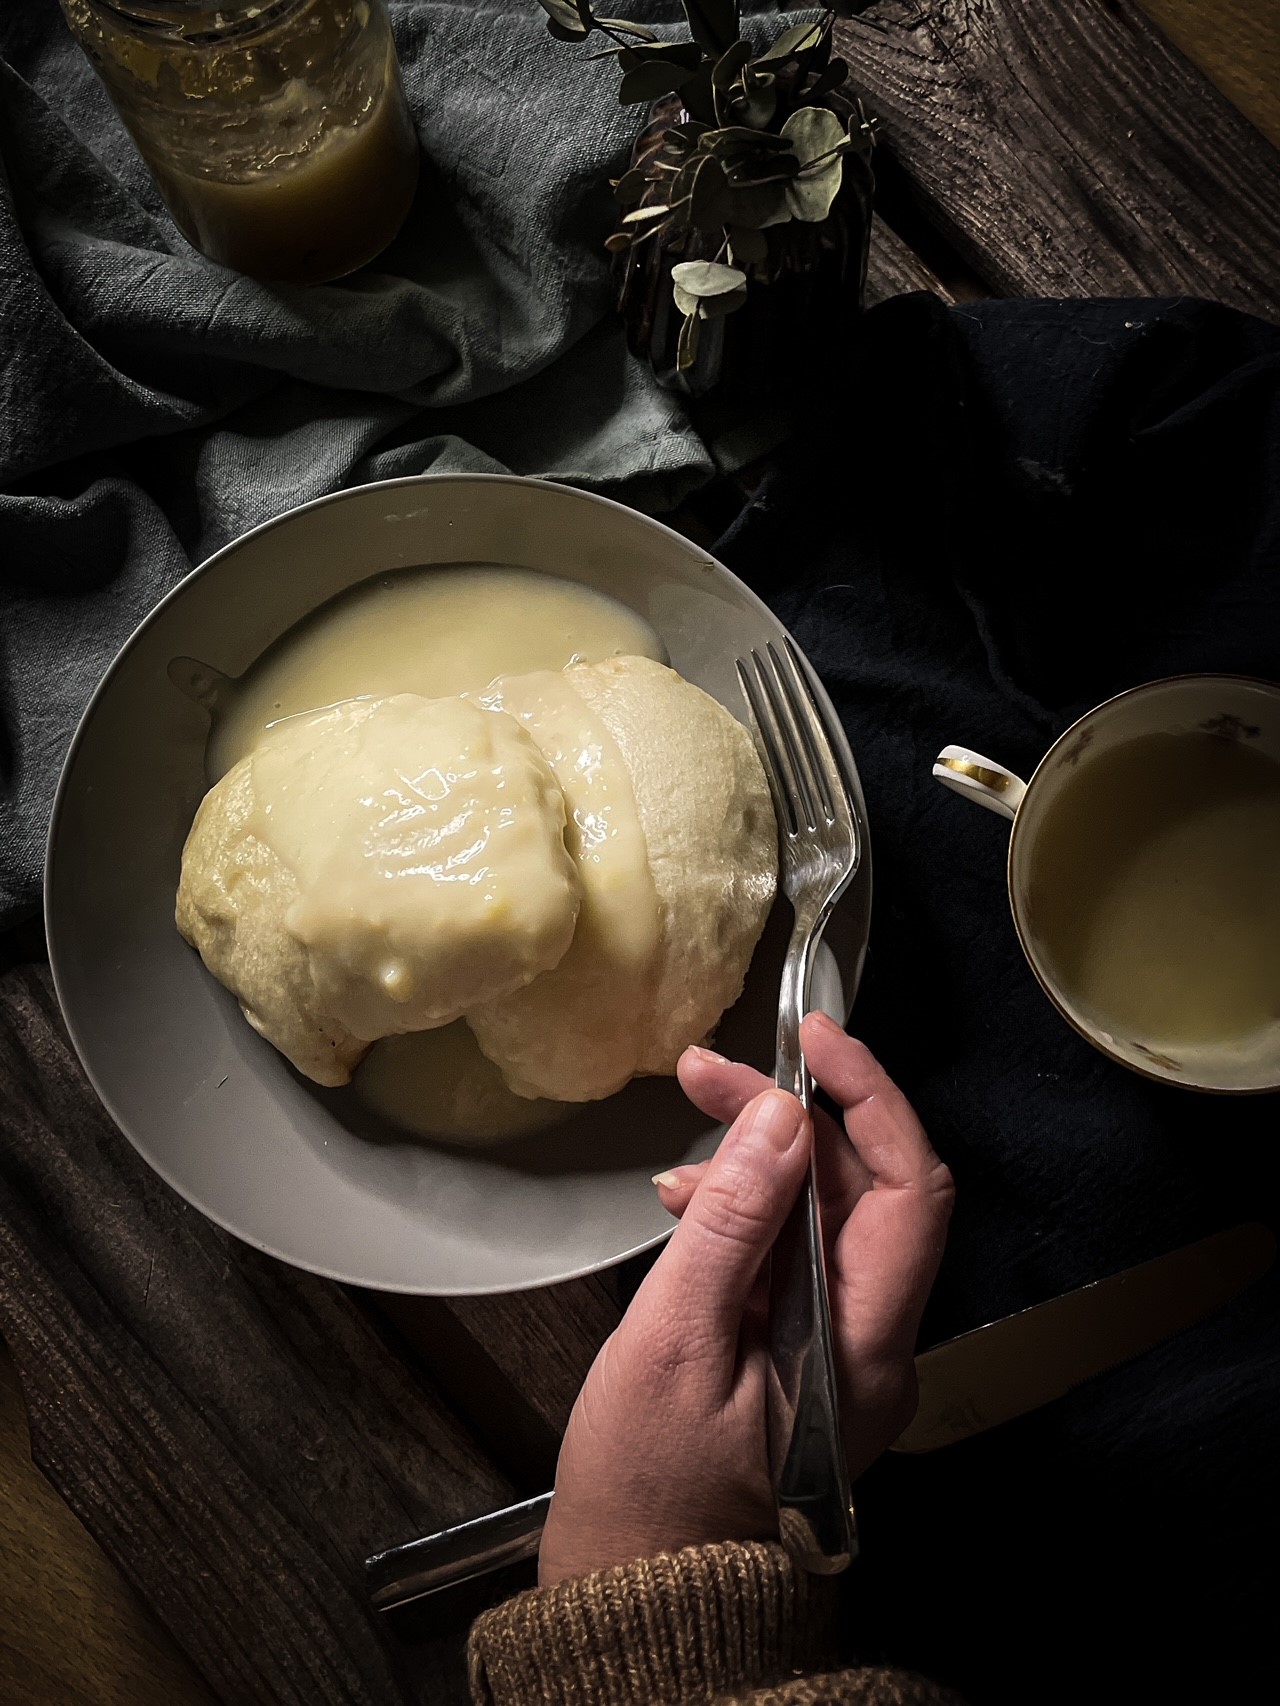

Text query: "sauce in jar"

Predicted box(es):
[60, 1, 420, 283]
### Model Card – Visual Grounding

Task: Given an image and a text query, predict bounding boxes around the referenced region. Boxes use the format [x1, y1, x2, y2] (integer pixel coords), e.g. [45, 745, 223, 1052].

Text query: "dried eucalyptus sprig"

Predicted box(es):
[534, 3, 876, 370]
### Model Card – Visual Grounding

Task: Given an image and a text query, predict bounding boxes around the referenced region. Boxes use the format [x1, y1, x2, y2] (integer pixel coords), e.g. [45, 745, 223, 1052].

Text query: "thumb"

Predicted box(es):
[633, 1090, 810, 1354]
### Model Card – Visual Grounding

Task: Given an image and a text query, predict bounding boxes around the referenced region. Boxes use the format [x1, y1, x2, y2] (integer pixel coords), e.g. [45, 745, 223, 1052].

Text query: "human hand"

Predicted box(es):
[538, 1011, 954, 1587]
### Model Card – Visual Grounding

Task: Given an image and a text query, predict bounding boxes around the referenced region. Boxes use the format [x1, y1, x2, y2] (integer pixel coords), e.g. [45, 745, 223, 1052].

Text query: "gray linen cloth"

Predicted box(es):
[0, 2, 792, 921]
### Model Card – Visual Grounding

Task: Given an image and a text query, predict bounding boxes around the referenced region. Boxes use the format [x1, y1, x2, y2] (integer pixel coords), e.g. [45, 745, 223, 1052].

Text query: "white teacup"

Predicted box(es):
[934, 675, 1280, 1093]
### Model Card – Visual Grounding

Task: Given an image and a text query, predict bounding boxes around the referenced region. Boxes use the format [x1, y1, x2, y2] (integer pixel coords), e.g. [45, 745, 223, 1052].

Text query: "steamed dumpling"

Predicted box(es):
[176, 694, 579, 1085]
[467, 656, 776, 1102]
[176, 758, 367, 1087]
[465, 665, 662, 1102]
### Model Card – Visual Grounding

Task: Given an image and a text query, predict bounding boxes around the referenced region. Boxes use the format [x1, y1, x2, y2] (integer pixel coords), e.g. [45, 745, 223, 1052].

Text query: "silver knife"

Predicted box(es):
[893, 1220, 1274, 1452]
[366, 1220, 1273, 1609]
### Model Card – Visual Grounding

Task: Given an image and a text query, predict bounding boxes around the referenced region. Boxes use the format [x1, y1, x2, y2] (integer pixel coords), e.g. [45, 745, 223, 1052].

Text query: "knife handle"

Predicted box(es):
[366, 1491, 550, 1611]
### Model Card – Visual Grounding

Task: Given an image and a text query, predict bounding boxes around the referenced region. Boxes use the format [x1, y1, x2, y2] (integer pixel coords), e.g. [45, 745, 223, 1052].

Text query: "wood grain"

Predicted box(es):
[0, 1343, 217, 1706]
[1136, 0, 1280, 148]
[379, 1277, 621, 1490]
[0, 964, 513, 1706]
[835, 0, 1280, 315]
[865, 213, 954, 306]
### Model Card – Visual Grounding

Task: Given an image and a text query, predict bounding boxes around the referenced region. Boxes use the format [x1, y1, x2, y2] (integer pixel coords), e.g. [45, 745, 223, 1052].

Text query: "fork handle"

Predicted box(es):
[768, 917, 858, 1574]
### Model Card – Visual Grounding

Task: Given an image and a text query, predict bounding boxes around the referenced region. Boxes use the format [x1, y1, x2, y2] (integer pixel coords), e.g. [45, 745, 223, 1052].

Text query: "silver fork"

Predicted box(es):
[737, 638, 862, 1575]
[363, 641, 861, 1613]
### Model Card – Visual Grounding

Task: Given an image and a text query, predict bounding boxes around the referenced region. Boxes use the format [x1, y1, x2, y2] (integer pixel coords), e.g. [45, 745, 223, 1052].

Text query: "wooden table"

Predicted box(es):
[3, 3, 1279, 1702]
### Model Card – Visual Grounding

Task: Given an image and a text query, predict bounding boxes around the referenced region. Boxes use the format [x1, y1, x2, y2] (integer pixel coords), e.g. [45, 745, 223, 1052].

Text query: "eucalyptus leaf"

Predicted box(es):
[612, 167, 649, 205]
[680, 0, 739, 56]
[754, 19, 823, 66]
[688, 153, 729, 229]
[729, 66, 776, 129]
[604, 230, 633, 253]
[671, 155, 699, 210]
[711, 40, 752, 86]
[721, 175, 788, 229]
[673, 284, 743, 320]
[695, 283, 748, 318]
[785, 156, 843, 223]
[672, 280, 701, 317]
[621, 201, 670, 223]
[711, 39, 753, 125]
[681, 66, 716, 124]
[594, 16, 659, 38]
[620, 60, 697, 103]
[671, 152, 728, 230]
[677, 307, 701, 372]
[803, 15, 833, 72]
[780, 105, 847, 166]
[726, 224, 767, 264]
[736, 87, 776, 128]
[723, 149, 800, 183]
[700, 125, 791, 154]
[808, 57, 849, 97]
[538, 0, 594, 41]
[670, 259, 747, 298]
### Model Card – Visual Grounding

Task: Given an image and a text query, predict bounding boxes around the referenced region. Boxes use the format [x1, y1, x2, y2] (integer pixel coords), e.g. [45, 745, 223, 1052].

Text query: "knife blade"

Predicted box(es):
[365, 1222, 1273, 1609]
[892, 1221, 1275, 1453]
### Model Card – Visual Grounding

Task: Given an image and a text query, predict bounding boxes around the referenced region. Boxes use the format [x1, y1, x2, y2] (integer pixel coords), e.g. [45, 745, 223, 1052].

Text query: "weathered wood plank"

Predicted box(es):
[835, 0, 1280, 316]
[866, 212, 955, 305]
[0, 1343, 218, 1706]
[379, 1277, 621, 1491]
[0, 964, 512, 1706]
[1135, 0, 1280, 148]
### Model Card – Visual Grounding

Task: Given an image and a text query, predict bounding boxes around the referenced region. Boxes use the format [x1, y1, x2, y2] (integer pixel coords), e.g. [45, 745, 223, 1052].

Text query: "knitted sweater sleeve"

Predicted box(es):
[467, 1539, 962, 1706]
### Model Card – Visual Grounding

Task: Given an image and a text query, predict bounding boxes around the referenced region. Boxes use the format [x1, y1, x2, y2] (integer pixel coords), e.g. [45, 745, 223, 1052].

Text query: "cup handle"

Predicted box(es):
[932, 746, 1027, 822]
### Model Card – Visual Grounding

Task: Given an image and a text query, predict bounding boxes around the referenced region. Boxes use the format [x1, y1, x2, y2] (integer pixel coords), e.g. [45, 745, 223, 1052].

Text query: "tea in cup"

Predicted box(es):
[934, 676, 1280, 1092]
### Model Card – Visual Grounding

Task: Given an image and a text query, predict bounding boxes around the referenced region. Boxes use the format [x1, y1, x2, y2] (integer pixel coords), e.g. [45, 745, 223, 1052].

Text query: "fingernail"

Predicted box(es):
[651, 1170, 682, 1189]
[741, 1090, 804, 1154]
[805, 1010, 843, 1036]
[686, 1045, 728, 1065]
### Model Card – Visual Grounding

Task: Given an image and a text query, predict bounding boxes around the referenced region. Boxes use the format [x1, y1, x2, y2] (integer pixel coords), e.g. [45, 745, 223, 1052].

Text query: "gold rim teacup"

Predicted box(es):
[934, 674, 1280, 1094]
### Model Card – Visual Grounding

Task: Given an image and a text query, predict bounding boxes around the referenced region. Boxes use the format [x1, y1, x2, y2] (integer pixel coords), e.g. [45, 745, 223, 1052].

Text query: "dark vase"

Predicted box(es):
[614, 94, 874, 404]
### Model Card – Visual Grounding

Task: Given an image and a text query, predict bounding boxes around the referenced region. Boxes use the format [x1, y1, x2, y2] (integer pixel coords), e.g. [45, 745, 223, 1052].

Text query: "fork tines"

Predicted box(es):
[736, 640, 854, 840]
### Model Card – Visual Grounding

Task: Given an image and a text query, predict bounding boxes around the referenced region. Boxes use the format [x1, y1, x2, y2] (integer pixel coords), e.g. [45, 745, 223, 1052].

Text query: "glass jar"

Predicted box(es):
[60, 1, 420, 284]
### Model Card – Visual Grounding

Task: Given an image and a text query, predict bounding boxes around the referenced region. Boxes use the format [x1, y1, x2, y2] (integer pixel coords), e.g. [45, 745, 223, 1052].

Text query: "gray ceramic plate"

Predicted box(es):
[45, 475, 871, 1294]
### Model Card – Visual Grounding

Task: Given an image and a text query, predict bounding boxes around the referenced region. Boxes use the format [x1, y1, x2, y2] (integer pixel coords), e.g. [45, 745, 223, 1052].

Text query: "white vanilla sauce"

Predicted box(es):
[209, 564, 664, 776]
[204, 563, 664, 1142]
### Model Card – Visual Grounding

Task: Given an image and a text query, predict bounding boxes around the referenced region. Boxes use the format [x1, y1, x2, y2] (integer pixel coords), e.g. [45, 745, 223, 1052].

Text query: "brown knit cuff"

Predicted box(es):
[468, 1539, 840, 1706]
[712, 1665, 968, 1705]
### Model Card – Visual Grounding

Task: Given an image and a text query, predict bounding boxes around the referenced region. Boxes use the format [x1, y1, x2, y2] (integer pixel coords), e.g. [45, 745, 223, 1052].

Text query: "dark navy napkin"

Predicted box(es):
[717, 292, 1280, 1705]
